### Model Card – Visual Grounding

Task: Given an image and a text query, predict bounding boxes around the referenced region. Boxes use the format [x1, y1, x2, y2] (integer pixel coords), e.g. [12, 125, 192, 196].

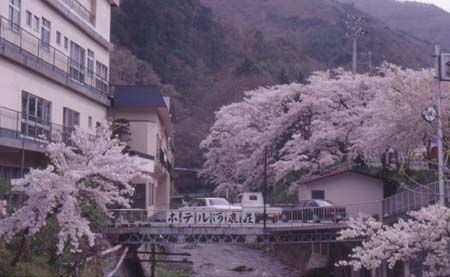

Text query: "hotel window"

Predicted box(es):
[88, 116, 93, 129]
[95, 61, 108, 93]
[21, 91, 52, 140]
[69, 41, 85, 83]
[56, 31, 61, 46]
[63, 107, 80, 130]
[87, 50, 94, 78]
[64, 37, 69, 50]
[33, 16, 39, 32]
[26, 10, 32, 27]
[41, 18, 51, 50]
[8, 0, 21, 31]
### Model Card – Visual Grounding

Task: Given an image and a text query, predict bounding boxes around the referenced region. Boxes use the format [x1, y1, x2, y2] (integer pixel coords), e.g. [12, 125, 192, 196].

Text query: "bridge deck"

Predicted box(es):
[106, 222, 348, 244]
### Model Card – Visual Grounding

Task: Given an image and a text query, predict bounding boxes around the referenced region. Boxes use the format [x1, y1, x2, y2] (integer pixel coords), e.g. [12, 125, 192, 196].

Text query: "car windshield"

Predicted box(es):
[209, 199, 230, 206]
[314, 200, 334, 207]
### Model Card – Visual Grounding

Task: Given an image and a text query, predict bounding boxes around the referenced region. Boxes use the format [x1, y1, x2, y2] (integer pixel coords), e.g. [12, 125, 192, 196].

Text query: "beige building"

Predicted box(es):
[297, 170, 384, 218]
[0, 0, 118, 179]
[112, 86, 175, 212]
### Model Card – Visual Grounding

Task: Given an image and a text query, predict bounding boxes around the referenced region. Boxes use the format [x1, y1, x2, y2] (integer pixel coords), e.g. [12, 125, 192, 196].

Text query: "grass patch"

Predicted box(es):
[0, 243, 59, 277]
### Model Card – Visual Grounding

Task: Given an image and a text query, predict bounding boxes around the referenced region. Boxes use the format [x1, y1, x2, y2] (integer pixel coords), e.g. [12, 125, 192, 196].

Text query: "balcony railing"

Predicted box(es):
[0, 16, 109, 98]
[60, 0, 95, 25]
[0, 106, 74, 146]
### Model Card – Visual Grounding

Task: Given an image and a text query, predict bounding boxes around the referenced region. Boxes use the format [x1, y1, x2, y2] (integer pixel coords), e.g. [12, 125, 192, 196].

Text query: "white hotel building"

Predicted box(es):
[0, 0, 174, 212]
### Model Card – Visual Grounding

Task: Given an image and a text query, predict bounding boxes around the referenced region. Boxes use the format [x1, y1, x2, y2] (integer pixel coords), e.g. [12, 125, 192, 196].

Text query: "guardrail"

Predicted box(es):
[0, 106, 73, 145]
[0, 16, 109, 97]
[110, 206, 347, 228]
[382, 182, 448, 218]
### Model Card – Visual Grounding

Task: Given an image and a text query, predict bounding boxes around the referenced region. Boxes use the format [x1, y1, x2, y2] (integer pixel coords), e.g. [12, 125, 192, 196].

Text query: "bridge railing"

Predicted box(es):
[110, 206, 347, 228]
[382, 182, 449, 218]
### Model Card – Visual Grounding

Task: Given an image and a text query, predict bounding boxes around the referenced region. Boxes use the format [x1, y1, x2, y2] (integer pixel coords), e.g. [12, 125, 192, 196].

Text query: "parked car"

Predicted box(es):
[234, 192, 282, 223]
[281, 199, 346, 223]
[179, 197, 242, 211]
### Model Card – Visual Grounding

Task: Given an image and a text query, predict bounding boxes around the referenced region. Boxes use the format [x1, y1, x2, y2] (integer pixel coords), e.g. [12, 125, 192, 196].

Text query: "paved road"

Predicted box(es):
[172, 244, 303, 277]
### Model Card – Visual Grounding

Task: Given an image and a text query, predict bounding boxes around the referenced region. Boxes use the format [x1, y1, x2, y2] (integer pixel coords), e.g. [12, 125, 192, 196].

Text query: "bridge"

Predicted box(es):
[106, 181, 449, 246]
[106, 207, 354, 245]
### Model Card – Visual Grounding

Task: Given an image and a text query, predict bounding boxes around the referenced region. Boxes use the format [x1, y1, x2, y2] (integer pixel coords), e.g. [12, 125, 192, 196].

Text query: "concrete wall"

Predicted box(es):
[298, 172, 383, 218]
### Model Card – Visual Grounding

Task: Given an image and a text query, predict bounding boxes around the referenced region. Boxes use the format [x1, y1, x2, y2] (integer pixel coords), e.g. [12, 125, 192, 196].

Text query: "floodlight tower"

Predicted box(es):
[345, 14, 368, 75]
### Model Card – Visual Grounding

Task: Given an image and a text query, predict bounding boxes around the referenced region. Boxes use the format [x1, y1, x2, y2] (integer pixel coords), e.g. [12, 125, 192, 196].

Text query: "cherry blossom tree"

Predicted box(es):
[0, 122, 150, 258]
[337, 205, 450, 276]
[200, 64, 450, 193]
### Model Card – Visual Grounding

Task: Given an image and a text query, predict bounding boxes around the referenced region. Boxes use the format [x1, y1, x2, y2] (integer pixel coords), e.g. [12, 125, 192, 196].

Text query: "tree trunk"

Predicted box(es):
[10, 229, 29, 266]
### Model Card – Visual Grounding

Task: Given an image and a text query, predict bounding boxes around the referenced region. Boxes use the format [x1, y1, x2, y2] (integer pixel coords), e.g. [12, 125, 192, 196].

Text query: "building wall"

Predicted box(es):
[0, 0, 111, 69]
[114, 109, 172, 161]
[0, 58, 107, 132]
[298, 172, 383, 218]
[113, 108, 174, 210]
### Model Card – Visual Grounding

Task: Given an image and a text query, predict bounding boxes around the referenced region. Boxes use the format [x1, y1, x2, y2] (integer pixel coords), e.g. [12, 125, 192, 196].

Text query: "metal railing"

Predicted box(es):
[382, 182, 448, 218]
[0, 106, 74, 145]
[60, 0, 95, 25]
[281, 206, 347, 223]
[0, 16, 109, 97]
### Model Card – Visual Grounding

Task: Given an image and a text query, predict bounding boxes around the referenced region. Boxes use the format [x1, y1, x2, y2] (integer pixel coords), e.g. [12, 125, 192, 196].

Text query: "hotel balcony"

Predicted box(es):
[0, 16, 111, 106]
[0, 106, 74, 153]
[60, 0, 95, 25]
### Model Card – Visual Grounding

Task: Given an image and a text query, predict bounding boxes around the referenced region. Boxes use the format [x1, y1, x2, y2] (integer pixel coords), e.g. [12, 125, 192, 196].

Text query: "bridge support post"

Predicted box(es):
[150, 244, 155, 277]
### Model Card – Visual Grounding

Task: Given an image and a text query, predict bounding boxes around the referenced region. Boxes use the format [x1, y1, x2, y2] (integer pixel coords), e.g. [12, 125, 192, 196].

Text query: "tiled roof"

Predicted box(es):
[113, 85, 168, 109]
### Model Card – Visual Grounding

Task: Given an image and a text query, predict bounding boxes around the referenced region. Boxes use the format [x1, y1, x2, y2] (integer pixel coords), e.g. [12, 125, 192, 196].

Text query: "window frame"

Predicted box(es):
[8, 0, 21, 32]
[69, 41, 86, 83]
[63, 107, 80, 130]
[25, 10, 32, 27]
[311, 190, 325, 200]
[56, 31, 61, 46]
[33, 15, 39, 32]
[87, 49, 94, 78]
[95, 61, 108, 93]
[40, 17, 51, 51]
[88, 116, 93, 129]
[21, 91, 52, 140]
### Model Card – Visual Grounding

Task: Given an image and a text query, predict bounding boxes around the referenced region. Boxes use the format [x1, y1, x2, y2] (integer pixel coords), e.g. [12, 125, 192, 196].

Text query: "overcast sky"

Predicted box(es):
[401, 0, 450, 12]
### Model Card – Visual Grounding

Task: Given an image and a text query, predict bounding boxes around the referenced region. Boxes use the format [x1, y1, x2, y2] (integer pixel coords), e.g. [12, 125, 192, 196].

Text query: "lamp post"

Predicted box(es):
[426, 45, 450, 206]
[434, 45, 445, 207]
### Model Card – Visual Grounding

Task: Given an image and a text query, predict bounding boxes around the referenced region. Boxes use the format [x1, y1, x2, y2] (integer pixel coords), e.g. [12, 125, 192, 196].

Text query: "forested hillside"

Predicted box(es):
[340, 0, 450, 49]
[110, 0, 433, 191]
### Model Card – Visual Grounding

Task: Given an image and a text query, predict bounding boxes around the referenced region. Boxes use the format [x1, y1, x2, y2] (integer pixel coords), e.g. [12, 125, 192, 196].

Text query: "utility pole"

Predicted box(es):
[263, 146, 267, 231]
[352, 38, 357, 75]
[434, 45, 445, 206]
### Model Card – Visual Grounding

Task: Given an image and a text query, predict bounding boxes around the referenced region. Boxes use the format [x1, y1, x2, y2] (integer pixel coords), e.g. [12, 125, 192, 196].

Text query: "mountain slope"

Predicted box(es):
[200, 0, 432, 69]
[111, 0, 433, 191]
[340, 0, 450, 49]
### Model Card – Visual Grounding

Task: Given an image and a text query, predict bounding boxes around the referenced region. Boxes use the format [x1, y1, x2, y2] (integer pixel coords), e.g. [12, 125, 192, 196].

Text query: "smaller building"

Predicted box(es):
[112, 86, 175, 212]
[297, 170, 384, 218]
